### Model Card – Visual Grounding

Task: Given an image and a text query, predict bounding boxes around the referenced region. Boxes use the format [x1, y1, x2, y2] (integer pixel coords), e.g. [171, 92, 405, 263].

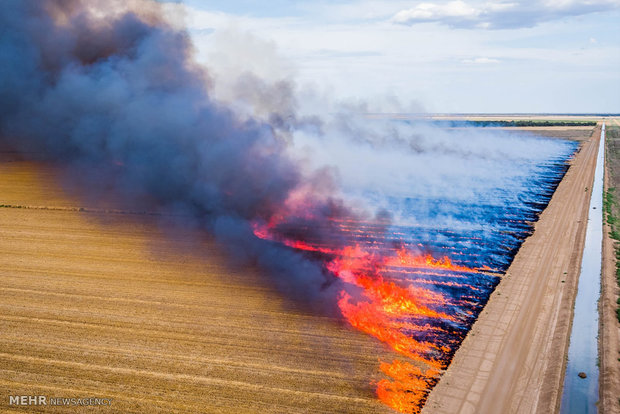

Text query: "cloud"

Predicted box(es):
[391, 0, 620, 29]
[461, 57, 499, 64]
[165, 1, 620, 113]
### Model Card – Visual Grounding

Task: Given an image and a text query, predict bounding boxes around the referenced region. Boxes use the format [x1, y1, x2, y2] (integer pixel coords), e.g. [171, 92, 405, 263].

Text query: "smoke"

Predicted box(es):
[0, 0, 358, 309]
[0, 0, 577, 312]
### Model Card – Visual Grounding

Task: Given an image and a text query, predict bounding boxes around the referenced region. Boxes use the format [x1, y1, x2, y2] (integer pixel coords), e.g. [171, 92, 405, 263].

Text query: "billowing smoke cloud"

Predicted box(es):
[0, 0, 577, 314]
[0, 0, 358, 309]
[0, 2, 580, 411]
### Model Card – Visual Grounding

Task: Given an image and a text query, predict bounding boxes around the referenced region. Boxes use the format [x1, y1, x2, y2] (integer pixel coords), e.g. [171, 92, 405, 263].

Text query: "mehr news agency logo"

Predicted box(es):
[9, 395, 113, 407]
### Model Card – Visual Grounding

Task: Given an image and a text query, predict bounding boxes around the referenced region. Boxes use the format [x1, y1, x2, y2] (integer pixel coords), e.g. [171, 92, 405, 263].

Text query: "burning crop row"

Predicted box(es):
[254, 218, 492, 412]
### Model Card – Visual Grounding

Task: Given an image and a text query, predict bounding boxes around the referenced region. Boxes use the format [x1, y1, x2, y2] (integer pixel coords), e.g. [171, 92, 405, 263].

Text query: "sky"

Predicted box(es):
[163, 0, 620, 113]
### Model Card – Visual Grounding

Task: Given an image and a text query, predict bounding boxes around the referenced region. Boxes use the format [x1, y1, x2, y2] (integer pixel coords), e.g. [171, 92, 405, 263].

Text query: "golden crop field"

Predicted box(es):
[0, 157, 397, 413]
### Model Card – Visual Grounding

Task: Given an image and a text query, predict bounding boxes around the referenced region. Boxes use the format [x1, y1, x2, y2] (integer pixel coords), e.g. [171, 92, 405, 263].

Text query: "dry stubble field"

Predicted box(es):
[0, 155, 397, 413]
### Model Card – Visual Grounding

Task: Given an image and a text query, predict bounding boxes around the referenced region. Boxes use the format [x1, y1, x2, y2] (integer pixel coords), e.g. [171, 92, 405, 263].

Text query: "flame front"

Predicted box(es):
[253, 219, 487, 413]
[377, 360, 439, 413]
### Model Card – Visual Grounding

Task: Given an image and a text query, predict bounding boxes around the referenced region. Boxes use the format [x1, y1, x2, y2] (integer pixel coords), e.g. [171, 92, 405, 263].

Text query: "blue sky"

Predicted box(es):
[164, 0, 620, 113]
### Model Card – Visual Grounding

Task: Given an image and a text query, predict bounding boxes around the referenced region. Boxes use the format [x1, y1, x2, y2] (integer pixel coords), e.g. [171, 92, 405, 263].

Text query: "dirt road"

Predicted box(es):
[424, 126, 600, 414]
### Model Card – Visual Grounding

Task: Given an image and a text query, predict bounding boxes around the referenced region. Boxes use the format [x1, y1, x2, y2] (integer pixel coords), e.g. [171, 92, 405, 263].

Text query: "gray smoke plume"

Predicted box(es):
[0, 0, 578, 313]
[0, 0, 356, 309]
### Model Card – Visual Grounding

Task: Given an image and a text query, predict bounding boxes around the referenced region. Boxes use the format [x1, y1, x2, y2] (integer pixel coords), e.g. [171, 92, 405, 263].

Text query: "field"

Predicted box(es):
[1, 116, 617, 414]
[0, 157, 397, 413]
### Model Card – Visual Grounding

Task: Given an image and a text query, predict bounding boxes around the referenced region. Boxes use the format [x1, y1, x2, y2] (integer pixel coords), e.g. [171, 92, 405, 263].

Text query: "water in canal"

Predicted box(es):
[560, 123, 605, 414]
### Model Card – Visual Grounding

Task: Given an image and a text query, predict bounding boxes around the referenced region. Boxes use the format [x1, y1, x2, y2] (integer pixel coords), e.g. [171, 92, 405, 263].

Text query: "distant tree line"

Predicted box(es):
[469, 120, 598, 127]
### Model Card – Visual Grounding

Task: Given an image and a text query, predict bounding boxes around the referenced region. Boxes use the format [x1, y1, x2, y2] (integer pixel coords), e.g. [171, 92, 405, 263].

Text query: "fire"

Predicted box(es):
[252, 218, 483, 413]
[387, 248, 478, 273]
[327, 247, 456, 322]
[377, 360, 439, 414]
[338, 293, 445, 368]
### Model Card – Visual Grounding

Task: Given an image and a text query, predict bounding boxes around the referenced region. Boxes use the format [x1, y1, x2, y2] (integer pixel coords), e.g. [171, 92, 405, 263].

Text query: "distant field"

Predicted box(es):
[433, 114, 616, 122]
[440, 115, 604, 140]
[368, 113, 616, 123]
[433, 120, 597, 127]
[365, 114, 607, 141]
[0, 159, 396, 413]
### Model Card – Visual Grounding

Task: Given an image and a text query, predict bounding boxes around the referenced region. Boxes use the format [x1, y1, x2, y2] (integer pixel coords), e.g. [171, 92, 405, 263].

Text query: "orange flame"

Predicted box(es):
[377, 360, 439, 414]
[251, 219, 480, 413]
[338, 293, 445, 369]
[328, 246, 455, 321]
[386, 248, 477, 273]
